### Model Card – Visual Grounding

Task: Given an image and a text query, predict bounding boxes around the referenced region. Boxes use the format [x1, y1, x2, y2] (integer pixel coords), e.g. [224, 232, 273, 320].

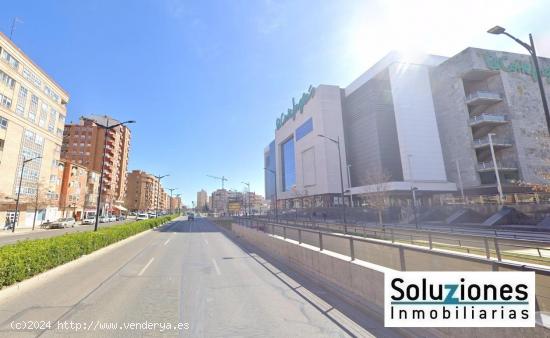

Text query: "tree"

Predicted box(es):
[362, 169, 392, 224]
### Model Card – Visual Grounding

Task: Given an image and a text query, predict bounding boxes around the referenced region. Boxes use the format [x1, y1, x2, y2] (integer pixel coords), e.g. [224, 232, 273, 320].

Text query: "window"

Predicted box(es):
[0, 94, 12, 109]
[281, 137, 296, 192]
[23, 66, 42, 88]
[1, 49, 19, 69]
[35, 134, 44, 145]
[24, 130, 35, 141]
[44, 85, 60, 103]
[48, 109, 57, 132]
[16, 86, 28, 116]
[28, 95, 38, 121]
[0, 69, 15, 89]
[39, 103, 48, 127]
[0, 116, 7, 129]
[295, 118, 313, 141]
[0, 139, 4, 151]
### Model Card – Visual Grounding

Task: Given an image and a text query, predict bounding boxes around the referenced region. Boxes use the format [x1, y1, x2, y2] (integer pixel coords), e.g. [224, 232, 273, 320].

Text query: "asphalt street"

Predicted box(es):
[0, 218, 401, 337]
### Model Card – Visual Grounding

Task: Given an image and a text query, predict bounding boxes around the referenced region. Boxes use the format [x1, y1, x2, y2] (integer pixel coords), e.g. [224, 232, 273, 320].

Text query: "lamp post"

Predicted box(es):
[346, 164, 353, 207]
[175, 193, 181, 214]
[155, 174, 169, 217]
[318, 134, 347, 232]
[13, 155, 42, 232]
[264, 167, 278, 222]
[92, 117, 135, 232]
[487, 133, 504, 203]
[411, 187, 419, 229]
[488, 26, 550, 134]
[168, 188, 177, 215]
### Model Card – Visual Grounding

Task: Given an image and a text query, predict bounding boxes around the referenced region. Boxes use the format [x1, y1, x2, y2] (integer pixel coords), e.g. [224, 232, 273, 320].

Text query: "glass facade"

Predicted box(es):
[281, 137, 296, 192]
[264, 140, 276, 199]
[295, 118, 313, 141]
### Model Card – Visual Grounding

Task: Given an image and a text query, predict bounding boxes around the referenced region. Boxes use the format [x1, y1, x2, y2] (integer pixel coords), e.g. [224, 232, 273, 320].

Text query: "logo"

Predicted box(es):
[275, 85, 315, 130]
[384, 271, 535, 327]
[482, 52, 550, 83]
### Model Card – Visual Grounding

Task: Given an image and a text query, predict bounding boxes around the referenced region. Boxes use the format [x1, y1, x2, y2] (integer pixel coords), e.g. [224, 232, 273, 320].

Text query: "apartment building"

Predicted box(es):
[197, 189, 208, 210]
[125, 170, 159, 212]
[58, 161, 87, 219]
[0, 32, 69, 228]
[62, 115, 131, 215]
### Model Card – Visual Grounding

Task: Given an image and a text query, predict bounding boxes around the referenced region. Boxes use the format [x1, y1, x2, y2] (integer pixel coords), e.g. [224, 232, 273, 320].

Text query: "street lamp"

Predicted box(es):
[168, 188, 177, 215]
[411, 187, 419, 229]
[263, 167, 278, 222]
[175, 193, 181, 214]
[13, 155, 42, 232]
[155, 174, 169, 217]
[318, 134, 347, 232]
[487, 26, 550, 134]
[92, 118, 135, 232]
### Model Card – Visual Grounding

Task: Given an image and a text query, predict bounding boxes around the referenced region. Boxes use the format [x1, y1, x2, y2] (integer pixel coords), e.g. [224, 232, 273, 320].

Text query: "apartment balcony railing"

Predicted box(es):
[465, 91, 502, 106]
[473, 136, 513, 149]
[469, 113, 508, 127]
[477, 160, 518, 172]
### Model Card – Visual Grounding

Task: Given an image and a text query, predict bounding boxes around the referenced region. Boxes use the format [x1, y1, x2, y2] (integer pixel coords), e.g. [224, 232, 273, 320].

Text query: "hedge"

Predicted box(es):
[0, 215, 176, 289]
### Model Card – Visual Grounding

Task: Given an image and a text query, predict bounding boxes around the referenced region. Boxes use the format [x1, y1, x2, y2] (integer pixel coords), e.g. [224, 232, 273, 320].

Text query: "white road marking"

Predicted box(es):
[163, 238, 171, 246]
[212, 258, 221, 276]
[138, 258, 155, 276]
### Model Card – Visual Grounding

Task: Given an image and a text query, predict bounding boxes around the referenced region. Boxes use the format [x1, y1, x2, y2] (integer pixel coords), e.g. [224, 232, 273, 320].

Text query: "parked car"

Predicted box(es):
[81, 216, 95, 225]
[99, 216, 110, 223]
[116, 215, 126, 221]
[108, 215, 116, 222]
[136, 213, 149, 220]
[52, 217, 76, 228]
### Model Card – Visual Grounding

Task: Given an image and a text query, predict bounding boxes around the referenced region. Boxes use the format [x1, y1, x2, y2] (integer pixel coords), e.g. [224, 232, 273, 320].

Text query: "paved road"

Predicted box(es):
[0, 218, 401, 337]
[0, 219, 135, 248]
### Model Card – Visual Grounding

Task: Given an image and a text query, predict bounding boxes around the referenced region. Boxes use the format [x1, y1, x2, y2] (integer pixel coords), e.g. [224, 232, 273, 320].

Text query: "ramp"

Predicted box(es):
[482, 206, 517, 226]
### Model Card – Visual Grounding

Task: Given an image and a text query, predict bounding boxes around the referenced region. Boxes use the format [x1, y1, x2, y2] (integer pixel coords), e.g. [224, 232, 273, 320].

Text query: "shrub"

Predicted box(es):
[0, 215, 175, 289]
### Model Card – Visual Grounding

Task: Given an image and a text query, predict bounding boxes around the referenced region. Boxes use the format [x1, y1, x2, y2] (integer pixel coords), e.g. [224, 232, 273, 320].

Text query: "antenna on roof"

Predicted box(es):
[9, 17, 23, 40]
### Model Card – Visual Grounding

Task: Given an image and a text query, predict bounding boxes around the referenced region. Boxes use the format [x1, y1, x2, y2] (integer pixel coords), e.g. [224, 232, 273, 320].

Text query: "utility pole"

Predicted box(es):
[346, 164, 353, 207]
[168, 188, 177, 215]
[155, 174, 169, 217]
[242, 181, 250, 216]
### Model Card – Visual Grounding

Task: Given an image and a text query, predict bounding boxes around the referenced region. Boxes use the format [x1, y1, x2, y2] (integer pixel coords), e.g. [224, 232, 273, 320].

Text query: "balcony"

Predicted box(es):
[477, 160, 518, 172]
[469, 113, 508, 128]
[465, 91, 502, 107]
[473, 136, 513, 150]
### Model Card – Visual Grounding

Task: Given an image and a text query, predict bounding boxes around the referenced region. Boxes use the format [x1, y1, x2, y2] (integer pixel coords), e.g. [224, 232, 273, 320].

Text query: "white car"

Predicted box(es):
[108, 215, 116, 222]
[81, 216, 95, 225]
[136, 213, 149, 220]
[58, 217, 76, 228]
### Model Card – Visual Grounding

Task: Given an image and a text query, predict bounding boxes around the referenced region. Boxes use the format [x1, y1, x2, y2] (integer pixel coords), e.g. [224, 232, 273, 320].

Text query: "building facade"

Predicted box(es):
[264, 48, 550, 210]
[62, 115, 131, 215]
[0, 32, 69, 228]
[58, 161, 88, 219]
[431, 47, 550, 196]
[125, 170, 159, 212]
[196, 189, 207, 210]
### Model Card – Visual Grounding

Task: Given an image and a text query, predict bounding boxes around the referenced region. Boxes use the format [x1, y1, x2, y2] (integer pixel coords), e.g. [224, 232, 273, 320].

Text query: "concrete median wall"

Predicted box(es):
[231, 223, 550, 338]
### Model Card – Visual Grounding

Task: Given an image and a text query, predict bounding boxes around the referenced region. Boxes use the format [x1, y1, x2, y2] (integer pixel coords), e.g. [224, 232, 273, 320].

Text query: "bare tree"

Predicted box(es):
[362, 169, 392, 224]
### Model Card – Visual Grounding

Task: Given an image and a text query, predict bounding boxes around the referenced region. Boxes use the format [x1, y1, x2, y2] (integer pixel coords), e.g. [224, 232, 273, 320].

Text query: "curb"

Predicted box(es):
[0, 220, 175, 302]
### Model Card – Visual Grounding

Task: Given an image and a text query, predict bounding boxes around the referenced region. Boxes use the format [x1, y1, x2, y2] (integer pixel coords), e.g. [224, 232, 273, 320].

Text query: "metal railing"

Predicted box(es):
[466, 91, 502, 102]
[473, 136, 513, 147]
[469, 113, 508, 124]
[234, 217, 550, 267]
[477, 160, 518, 170]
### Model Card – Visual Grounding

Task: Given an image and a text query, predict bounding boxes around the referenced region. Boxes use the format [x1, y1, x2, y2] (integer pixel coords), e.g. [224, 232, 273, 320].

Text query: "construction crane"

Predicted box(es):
[207, 175, 228, 190]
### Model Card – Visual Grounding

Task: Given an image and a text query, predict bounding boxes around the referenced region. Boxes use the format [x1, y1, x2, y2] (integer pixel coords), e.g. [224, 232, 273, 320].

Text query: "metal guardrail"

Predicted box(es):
[235, 217, 550, 267]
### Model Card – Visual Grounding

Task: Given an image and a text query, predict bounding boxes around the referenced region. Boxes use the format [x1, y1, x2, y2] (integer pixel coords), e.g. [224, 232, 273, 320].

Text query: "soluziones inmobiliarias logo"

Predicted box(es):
[384, 271, 535, 327]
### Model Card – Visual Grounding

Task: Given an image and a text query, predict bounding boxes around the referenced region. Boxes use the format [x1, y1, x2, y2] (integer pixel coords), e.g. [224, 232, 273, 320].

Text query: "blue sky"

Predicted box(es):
[2, 0, 549, 205]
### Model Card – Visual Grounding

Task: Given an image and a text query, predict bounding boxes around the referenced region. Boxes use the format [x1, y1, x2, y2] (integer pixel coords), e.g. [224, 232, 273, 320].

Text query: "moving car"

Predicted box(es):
[187, 212, 195, 221]
[136, 213, 149, 220]
[55, 217, 76, 228]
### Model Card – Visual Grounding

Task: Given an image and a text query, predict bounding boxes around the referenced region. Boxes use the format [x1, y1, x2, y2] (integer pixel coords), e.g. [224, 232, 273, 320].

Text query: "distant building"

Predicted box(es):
[211, 189, 229, 214]
[58, 161, 98, 220]
[125, 170, 159, 212]
[196, 189, 207, 210]
[0, 32, 69, 227]
[62, 115, 131, 215]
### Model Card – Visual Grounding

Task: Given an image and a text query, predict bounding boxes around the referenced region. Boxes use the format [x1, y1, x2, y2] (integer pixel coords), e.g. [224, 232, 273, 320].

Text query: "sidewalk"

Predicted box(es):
[0, 227, 49, 237]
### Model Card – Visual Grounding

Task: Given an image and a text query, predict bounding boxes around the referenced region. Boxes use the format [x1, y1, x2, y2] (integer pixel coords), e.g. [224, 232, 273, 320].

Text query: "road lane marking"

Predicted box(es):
[212, 258, 221, 275]
[164, 238, 171, 246]
[138, 258, 155, 276]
